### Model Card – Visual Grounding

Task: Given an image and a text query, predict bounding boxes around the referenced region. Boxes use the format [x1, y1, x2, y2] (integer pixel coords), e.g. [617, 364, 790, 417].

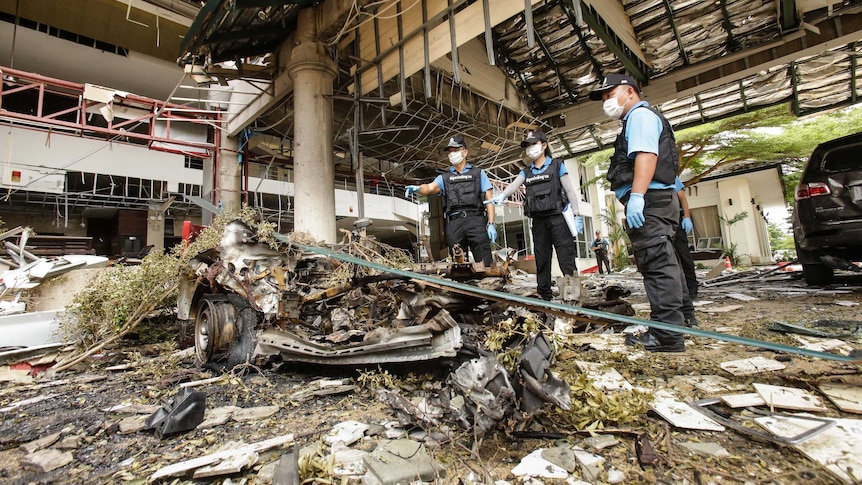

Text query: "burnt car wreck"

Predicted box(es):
[175, 219, 638, 433]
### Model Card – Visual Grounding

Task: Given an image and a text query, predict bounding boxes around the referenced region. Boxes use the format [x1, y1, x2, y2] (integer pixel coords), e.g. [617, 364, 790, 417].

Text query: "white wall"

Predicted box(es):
[0, 125, 195, 184]
[0, 126, 422, 227]
[0, 21, 185, 101]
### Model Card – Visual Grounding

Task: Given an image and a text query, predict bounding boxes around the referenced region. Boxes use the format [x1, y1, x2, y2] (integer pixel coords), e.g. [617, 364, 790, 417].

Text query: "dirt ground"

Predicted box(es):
[0, 268, 860, 484]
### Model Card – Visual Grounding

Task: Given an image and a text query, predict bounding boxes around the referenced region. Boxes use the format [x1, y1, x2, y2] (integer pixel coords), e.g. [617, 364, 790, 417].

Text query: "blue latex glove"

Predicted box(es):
[487, 223, 497, 243]
[681, 217, 693, 234]
[574, 215, 584, 235]
[626, 192, 646, 228]
[485, 193, 506, 206]
[404, 185, 420, 197]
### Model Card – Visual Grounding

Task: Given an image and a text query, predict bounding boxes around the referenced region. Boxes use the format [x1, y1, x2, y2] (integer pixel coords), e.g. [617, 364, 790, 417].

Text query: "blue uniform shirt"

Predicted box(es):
[433, 163, 493, 194]
[613, 101, 676, 199]
[518, 155, 568, 179]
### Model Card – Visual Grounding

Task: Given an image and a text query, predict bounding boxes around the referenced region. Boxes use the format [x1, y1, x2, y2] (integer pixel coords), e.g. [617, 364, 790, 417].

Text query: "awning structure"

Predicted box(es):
[177, 0, 862, 183]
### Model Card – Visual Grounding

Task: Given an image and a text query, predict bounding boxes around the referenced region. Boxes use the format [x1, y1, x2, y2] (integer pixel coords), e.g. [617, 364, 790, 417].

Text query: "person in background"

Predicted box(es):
[488, 129, 583, 301]
[674, 177, 698, 300]
[590, 230, 612, 274]
[590, 73, 687, 352]
[405, 135, 496, 266]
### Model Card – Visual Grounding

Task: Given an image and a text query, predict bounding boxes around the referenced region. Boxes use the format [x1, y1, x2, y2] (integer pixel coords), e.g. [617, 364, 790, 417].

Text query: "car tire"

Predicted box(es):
[802, 263, 834, 286]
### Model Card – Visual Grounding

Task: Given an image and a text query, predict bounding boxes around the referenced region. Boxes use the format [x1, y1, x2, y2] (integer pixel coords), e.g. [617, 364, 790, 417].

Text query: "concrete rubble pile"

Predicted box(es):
[0, 226, 109, 316]
[0, 226, 109, 365]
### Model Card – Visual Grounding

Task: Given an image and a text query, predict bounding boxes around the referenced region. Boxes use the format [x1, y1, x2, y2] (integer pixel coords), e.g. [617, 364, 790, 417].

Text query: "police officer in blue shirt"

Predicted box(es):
[405, 136, 496, 266]
[590, 74, 686, 352]
[489, 129, 583, 301]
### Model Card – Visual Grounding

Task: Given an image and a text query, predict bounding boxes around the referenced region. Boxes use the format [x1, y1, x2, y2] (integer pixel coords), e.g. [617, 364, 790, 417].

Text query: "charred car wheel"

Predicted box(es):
[195, 298, 237, 365]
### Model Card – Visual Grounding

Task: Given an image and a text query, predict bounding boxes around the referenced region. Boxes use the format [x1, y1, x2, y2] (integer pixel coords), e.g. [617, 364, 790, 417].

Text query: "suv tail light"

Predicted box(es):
[795, 182, 831, 200]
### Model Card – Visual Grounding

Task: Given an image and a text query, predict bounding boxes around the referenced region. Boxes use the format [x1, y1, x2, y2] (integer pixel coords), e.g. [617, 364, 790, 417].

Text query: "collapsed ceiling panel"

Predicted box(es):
[177, 0, 862, 186]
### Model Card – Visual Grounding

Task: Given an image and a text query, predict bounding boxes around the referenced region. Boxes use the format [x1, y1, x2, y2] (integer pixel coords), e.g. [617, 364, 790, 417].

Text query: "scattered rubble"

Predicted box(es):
[0, 218, 860, 484]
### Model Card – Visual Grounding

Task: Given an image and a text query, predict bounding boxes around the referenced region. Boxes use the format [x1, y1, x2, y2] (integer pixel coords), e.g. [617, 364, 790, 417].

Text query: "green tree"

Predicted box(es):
[768, 222, 795, 251]
[598, 204, 630, 270]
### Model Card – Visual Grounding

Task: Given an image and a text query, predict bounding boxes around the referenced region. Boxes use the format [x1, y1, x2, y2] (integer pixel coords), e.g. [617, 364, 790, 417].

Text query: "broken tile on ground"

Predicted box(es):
[324, 420, 369, 446]
[198, 406, 240, 429]
[755, 415, 862, 484]
[540, 446, 577, 472]
[720, 392, 767, 408]
[363, 439, 441, 484]
[679, 441, 731, 457]
[651, 392, 725, 431]
[819, 383, 862, 414]
[20, 432, 62, 453]
[670, 375, 746, 395]
[193, 448, 259, 479]
[720, 356, 786, 376]
[575, 361, 632, 391]
[792, 336, 854, 355]
[753, 383, 827, 412]
[117, 415, 149, 434]
[725, 293, 758, 301]
[583, 434, 619, 451]
[150, 434, 294, 480]
[21, 448, 74, 473]
[511, 449, 568, 480]
[231, 405, 280, 422]
[699, 305, 744, 314]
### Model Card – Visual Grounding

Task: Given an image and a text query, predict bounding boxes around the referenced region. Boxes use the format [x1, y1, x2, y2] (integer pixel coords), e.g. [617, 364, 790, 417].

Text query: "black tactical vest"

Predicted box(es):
[606, 105, 679, 191]
[442, 166, 484, 214]
[524, 158, 567, 217]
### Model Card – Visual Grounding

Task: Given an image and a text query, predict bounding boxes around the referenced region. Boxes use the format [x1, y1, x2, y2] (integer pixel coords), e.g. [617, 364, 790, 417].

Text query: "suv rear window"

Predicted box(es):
[821, 143, 862, 173]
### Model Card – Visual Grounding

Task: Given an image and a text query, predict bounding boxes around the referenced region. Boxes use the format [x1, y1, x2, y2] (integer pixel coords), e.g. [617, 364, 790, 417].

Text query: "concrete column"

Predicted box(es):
[287, 8, 337, 242]
[218, 134, 242, 212]
[146, 207, 165, 253]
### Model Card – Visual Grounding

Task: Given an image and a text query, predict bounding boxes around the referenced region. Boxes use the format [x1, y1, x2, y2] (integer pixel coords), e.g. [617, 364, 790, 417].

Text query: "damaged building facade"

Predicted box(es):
[7, 0, 862, 267]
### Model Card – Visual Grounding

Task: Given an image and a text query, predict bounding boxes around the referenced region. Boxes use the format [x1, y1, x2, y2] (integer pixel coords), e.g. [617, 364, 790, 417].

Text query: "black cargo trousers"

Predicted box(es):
[623, 189, 692, 343]
[673, 214, 699, 299]
[445, 212, 492, 266]
[531, 213, 577, 301]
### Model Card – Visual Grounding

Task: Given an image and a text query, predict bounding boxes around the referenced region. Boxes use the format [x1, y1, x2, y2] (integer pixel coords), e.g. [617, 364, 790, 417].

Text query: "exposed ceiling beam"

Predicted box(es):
[204, 26, 286, 44]
[661, 0, 689, 66]
[224, 0, 361, 136]
[351, 0, 543, 96]
[780, 0, 800, 31]
[578, 2, 649, 81]
[234, 0, 315, 7]
[559, 0, 603, 76]
[550, 8, 862, 129]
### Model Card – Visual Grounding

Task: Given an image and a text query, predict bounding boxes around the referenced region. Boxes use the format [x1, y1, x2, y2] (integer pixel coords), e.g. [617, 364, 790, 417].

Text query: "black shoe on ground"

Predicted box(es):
[625, 333, 685, 353]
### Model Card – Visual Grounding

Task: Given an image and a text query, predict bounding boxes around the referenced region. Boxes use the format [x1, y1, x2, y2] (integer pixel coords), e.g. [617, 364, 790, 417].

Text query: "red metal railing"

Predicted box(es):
[0, 65, 217, 153]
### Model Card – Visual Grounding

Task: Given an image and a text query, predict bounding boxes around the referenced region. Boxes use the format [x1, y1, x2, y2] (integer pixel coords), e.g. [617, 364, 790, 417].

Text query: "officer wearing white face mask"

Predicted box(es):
[488, 129, 583, 301]
[405, 136, 495, 266]
[590, 73, 687, 353]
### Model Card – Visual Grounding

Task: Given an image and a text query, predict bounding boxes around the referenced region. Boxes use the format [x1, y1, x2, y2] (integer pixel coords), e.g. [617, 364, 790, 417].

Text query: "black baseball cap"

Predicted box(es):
[443, 136, 467, 151]
[589, 73, 640, 101]
[520, 129, 548, 148]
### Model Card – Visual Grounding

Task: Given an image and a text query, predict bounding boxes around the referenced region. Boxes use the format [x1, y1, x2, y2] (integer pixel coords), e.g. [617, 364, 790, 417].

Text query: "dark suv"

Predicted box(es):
[792, 132, 862, 285]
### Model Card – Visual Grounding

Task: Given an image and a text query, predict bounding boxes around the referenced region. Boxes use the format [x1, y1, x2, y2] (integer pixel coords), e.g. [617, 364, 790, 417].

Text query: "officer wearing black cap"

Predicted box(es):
[405, 135, 495, 266]
[488, 129, 583, 301]
[590, 73, 689, 352]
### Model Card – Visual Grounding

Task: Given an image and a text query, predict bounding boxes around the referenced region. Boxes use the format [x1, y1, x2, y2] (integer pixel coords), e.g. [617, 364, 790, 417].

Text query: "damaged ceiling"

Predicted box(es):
[178, 0, 862, 184]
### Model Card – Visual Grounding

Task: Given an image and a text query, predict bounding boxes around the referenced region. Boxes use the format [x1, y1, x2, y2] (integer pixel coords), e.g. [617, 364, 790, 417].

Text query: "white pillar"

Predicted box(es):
[287, 8, 337, 243]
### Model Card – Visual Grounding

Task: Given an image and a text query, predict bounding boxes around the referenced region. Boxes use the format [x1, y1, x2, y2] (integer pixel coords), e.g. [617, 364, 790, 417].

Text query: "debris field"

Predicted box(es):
[0, 220, 860, 484]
